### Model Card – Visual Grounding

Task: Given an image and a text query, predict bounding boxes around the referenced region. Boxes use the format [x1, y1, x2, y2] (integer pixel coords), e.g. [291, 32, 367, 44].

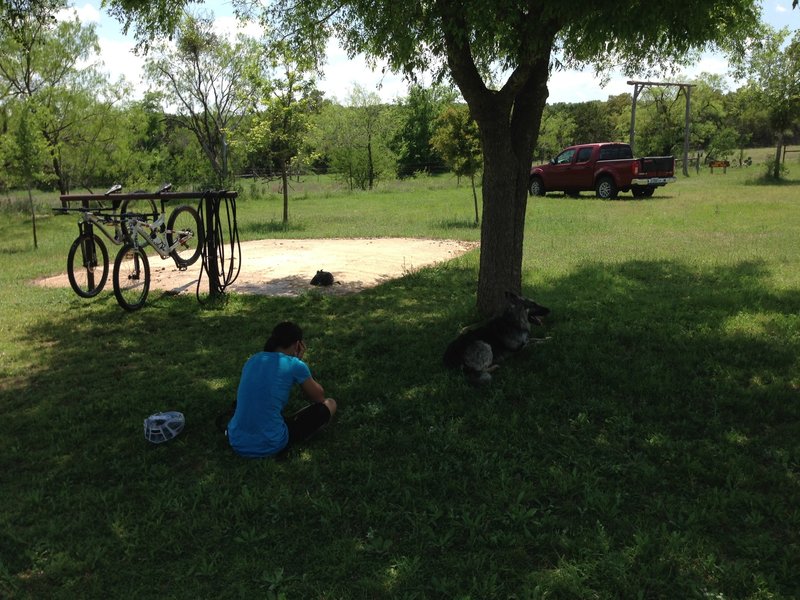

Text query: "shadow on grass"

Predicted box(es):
[2, 257, 800, 598]
[0, 244, 32, 255]
[434, 218, 479, 230]
[743, 175, 800, 187]
[239, 219, 307, 236]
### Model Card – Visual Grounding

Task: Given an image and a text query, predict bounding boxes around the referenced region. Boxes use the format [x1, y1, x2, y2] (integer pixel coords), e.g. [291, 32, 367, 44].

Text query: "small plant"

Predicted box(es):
[762, 158, 789, 181]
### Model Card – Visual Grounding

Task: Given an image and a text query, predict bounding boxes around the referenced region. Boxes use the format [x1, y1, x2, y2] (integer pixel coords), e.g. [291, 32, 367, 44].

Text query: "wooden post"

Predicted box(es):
[629, 82, 642, 154]
[627, 80, 695, 177]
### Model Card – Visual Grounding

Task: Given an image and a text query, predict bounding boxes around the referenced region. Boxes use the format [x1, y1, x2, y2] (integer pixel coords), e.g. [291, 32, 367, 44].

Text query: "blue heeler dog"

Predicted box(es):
[443, 292, 550, 385]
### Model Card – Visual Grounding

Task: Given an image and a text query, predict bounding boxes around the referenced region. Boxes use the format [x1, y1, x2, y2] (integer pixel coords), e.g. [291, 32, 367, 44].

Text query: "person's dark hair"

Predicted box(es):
[264, 322, 303, 351]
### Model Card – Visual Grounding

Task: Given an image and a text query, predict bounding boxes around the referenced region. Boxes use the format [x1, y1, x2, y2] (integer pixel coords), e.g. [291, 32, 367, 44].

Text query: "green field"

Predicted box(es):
[1, 159, 799, 599]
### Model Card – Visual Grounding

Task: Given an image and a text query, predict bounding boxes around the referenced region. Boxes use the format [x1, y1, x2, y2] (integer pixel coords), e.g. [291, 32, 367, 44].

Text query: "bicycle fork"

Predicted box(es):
[78, 220, 99, 288]
[128, 251, 143, 281]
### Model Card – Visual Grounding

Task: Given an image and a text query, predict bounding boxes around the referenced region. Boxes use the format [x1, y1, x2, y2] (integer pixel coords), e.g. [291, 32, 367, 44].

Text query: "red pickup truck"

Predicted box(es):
[529, 142, 676, 199]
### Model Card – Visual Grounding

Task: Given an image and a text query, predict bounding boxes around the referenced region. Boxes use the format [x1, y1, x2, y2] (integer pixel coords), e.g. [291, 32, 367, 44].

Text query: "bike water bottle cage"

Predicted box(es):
[144, 411, 185, 444]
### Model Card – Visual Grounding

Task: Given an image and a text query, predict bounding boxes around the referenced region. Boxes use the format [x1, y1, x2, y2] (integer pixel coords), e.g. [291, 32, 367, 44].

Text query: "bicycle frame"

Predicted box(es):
[52, 207, 126, 246]
[124, 214, 195, 261]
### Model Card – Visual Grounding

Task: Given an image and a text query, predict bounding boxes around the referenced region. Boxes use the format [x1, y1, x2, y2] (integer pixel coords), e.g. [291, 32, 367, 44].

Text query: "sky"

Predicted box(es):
[64, 1, 800, 105]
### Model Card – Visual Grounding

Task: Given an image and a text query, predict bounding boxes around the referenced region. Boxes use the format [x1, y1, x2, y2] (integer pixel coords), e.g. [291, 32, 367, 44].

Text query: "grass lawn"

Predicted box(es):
[1, 163, 799, 599]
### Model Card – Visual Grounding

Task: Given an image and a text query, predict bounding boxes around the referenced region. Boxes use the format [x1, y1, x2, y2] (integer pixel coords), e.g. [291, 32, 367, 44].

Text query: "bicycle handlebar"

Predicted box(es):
[53, 206, 117, 215]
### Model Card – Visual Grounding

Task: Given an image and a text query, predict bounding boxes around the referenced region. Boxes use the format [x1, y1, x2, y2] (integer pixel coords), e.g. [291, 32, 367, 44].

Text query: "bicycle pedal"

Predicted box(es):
[178, 265, 188, 272]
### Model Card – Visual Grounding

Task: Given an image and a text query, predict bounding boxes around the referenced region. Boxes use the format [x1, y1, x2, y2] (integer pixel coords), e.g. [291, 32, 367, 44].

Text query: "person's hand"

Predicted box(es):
[296, 340, 306, 359]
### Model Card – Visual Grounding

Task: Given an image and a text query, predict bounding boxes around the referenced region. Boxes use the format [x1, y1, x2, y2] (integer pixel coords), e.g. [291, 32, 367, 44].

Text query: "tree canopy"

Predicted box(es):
[729, 26, 800, 179]
[144, 13, 258, 187]
[0, 1, 110, 193]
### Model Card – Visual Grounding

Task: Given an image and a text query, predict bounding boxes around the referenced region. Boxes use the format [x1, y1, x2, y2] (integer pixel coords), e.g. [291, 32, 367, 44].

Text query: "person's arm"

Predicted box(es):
[294, 341, 325, 403]
[300, 375, 326, 403]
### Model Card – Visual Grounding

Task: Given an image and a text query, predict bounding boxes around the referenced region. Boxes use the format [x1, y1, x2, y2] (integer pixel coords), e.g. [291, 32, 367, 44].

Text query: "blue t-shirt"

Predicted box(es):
[227, 351, 311, 457]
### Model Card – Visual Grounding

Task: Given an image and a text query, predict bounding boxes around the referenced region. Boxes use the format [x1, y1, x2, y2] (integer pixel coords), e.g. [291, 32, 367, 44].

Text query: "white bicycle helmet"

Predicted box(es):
[144, 411, 185, 444]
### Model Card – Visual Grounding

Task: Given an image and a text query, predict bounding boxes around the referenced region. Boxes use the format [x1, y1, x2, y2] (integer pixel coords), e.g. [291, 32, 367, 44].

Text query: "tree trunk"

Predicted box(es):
[281, 162, 289, 224]
[441, 5, 554, 315]
[475, 114, 547, 312]
[51, 151, 67, 195]
[773, 134, 783, 180]
[470, 173, 479, 225]
[455, 71, 549, 315]
[220, 130, 228, 188]
[28, 184, 38, 250]
[367, 138, 374, 190]
[475, 125, 530, 314]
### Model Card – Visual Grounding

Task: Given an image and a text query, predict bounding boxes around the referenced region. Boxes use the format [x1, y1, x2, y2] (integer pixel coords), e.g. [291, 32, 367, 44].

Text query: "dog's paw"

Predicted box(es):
[466, 371, 493, 386]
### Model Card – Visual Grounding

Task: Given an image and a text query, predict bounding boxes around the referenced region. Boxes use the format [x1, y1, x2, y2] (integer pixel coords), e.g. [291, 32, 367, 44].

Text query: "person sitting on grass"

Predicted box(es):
[227, 321, 337, 458]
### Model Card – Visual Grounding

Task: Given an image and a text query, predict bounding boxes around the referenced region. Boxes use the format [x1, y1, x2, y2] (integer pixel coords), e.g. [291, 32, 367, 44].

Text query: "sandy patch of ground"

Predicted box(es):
[36, 237, 478, 297]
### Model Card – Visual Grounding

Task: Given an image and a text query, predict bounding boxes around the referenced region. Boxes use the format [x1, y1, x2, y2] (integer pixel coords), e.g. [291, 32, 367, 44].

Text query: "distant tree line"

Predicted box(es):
[0, 6, 797, 197]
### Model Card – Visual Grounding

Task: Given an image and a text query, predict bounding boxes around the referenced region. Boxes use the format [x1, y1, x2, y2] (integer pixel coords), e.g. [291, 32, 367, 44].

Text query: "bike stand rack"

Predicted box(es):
[200, 190, 240, 301]
[58, 188, 240, 304]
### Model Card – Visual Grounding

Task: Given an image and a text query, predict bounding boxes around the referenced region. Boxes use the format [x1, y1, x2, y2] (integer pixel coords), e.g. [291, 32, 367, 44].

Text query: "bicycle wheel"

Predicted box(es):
[66, 234, 109, 298]
[113, 244, 150, 311]
[167, 204, 203, 268]
[120, 197, 158, 241]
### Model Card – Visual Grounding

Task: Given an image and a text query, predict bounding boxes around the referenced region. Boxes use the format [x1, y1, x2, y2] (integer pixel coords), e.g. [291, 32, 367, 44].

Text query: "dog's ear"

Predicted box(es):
[528, 301, 550, 317]
[516, 293, 550, 317]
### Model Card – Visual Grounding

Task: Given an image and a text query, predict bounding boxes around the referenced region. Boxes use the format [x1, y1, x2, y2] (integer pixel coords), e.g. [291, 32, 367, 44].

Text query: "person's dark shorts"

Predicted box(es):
[285, 402, 332, 446]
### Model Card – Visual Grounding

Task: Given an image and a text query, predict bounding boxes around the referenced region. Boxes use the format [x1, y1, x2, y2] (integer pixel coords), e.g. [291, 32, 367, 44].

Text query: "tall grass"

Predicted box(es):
[1, 163, 799, 599]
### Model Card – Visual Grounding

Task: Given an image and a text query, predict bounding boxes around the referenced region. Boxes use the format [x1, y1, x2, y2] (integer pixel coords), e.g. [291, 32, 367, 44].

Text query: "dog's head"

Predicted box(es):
[505, 291, 550, 326]
[503, 292, 533, 331]
[522, 299, 550, 326]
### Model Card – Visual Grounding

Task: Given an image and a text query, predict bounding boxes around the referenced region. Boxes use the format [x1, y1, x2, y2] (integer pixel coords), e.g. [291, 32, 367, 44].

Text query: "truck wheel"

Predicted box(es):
[596, 176, 618, 199]
[529, 177, 545, 197]
[632, 186, 655, 198]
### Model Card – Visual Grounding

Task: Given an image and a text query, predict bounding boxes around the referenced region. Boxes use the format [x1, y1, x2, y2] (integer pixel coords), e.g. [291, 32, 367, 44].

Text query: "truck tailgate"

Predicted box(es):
[640, 156, 675, 175]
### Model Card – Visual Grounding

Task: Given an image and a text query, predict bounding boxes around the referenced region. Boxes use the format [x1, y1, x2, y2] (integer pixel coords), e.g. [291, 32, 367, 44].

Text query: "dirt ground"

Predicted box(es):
[36, 237, 478, 297]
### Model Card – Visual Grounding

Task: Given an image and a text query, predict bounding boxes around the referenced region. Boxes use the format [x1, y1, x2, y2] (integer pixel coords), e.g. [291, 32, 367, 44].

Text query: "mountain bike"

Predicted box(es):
[56, 202, 127, 298]
[112, 203, 203, 311]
